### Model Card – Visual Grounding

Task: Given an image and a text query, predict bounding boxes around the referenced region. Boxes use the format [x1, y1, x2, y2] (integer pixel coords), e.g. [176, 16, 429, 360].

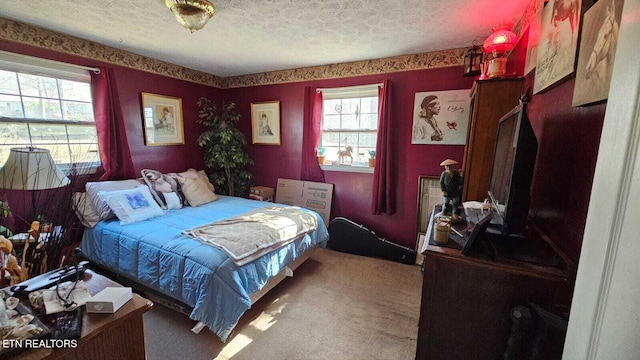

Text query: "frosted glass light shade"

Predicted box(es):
[165, 0, 216, 33]
[0, 147, 70, 190]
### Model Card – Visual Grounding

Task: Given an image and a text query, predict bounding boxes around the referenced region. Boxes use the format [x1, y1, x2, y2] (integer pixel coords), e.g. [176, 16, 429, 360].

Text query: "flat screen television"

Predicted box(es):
[487, 101, 538, 235]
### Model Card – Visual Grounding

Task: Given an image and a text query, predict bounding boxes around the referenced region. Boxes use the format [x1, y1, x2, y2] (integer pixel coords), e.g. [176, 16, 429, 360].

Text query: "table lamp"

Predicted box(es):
[0, 147, 70, 216]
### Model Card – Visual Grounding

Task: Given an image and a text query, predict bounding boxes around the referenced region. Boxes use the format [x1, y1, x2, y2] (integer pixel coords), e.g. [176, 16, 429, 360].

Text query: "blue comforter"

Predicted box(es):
[80, 195, 329, 341]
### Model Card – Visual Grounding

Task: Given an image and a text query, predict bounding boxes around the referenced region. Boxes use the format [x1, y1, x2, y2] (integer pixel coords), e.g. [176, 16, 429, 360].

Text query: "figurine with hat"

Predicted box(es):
[438, 158, 464, 223]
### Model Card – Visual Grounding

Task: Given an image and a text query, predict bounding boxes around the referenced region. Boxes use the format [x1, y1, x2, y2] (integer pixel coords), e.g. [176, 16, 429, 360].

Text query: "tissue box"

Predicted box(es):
[86, 287, 132, 313]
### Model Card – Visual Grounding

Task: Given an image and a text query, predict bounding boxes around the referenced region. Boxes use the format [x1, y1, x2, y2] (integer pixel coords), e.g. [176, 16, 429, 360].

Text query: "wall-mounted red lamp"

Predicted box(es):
[482, 23, 517, 78]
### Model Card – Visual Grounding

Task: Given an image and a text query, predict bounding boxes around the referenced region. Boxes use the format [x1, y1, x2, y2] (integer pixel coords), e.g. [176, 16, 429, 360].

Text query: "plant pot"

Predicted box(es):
[317, 156, 326, 165]
[368, 158, 375, 167]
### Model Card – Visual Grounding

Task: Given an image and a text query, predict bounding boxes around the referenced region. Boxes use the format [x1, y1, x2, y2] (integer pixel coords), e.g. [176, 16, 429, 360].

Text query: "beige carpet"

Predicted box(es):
[143, 247, 423, 360]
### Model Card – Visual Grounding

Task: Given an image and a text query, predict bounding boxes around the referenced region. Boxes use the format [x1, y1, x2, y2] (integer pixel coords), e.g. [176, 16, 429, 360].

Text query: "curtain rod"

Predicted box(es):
[316, 82, 384, 93]
[0, 50, 101, 74]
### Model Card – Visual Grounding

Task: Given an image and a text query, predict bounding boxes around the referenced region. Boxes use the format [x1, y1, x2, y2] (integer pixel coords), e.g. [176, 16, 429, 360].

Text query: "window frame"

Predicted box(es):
[317, 83, 381, 174]
[0, 51, 100, 174]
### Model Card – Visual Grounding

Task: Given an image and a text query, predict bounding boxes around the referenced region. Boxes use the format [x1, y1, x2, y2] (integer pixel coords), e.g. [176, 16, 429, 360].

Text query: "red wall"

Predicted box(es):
[3, 26, 604, 260]
[508, 26, 605, 263]
[225, 68, 475, 249]
[0, 40, 222, 175]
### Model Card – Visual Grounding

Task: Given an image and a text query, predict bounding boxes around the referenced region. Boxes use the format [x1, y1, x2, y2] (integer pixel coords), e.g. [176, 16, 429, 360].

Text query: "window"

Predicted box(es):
[319, 84, 379, 170]
[0, 52, 99, 171]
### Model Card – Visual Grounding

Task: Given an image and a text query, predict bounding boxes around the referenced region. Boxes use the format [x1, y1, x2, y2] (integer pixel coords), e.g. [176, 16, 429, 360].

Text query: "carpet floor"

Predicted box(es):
[143, 247, 423, 360]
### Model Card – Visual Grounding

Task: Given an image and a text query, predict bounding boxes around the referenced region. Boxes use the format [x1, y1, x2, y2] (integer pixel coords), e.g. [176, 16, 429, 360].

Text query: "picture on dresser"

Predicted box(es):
[411, 89, 470, 145]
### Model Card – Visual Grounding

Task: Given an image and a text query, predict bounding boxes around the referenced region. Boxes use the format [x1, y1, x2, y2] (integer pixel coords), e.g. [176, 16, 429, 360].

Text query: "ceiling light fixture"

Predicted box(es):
[165, 0, 216, 33]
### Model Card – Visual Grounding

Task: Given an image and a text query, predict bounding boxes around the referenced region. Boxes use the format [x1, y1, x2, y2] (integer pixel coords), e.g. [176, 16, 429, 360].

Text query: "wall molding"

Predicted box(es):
[1, 17, 465, 89]
[225, 49, 466, 88]
[0, 17, 225, 88]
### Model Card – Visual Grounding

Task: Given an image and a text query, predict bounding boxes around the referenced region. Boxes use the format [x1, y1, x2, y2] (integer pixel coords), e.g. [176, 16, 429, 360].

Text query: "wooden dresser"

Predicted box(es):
[8, 270, 153, 360]
[462, 78, 524, 202]
[416, 208, 574, 360]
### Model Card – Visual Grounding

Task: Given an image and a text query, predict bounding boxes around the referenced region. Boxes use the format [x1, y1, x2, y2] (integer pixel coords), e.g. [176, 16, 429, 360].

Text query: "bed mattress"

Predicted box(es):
[80, 195, 329, 341]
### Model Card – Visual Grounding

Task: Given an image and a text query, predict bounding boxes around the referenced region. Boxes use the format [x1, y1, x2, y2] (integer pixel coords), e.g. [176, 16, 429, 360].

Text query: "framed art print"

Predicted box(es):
[572, 0, 622, 106]
[141, 93, 184, 146]
[533, 0, 582, 94]
[251, 101, 281, 145]
[411, 89, 470, 145]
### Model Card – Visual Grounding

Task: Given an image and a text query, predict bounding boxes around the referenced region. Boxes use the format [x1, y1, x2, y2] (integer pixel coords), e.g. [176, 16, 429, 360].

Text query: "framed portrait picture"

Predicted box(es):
[141, 93, 184, 146]
[251, 101, 281, 145]
[411, 89, 470, 145]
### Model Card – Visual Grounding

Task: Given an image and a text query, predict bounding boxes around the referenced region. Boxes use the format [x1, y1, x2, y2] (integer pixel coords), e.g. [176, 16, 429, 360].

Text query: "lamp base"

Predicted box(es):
[487, 58, 507, 78]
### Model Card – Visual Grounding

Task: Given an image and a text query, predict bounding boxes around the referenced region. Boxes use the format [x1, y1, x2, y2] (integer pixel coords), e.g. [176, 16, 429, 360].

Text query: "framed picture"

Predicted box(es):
[141, 93, 184, 146]
[416, 175, 442, 235]
[411, 89, 470, 145]
[533, 0, 582, 94]
[251, 101, 281, 145]
[572, 0, 622, 107]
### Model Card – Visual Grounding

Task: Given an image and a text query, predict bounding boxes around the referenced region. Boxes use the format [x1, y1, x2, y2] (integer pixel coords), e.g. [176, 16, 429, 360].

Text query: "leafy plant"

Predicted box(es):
[196, 98, 254, 197]
[368, 150, 376, 158]
[317, 147, 326, 156]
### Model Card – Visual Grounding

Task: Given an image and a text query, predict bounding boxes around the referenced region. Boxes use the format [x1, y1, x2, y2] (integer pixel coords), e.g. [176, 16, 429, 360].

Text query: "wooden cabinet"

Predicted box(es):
[462, 78, 524, 202]
[415, 209, 574, 360]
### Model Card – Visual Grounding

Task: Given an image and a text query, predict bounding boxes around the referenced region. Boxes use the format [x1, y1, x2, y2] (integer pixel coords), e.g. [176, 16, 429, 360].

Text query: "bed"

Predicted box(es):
[79, 194, 329, 341]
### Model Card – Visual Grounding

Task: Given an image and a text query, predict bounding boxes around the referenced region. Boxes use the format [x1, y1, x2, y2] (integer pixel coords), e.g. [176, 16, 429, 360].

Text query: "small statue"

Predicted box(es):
[0, 235, 25, 286]
[438, 159, 464, 223]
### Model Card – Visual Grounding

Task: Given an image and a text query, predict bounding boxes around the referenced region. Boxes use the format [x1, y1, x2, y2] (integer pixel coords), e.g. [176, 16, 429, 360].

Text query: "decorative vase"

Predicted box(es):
[368, 158, 375, 167]
[317, 156, 326, 165]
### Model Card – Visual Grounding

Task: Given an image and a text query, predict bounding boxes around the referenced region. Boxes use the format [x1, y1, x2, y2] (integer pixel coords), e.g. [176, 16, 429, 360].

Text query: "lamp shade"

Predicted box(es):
[483, 24, 517, 55]
[0, 147, 70, 190]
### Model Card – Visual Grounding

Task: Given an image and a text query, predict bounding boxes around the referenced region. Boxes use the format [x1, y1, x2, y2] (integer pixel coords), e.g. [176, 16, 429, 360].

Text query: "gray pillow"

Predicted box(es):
[85, 179, 142, 220]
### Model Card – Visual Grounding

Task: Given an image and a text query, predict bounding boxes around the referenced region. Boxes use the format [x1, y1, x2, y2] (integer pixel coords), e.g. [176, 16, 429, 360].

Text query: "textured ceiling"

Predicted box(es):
[0, 0, 530, 77]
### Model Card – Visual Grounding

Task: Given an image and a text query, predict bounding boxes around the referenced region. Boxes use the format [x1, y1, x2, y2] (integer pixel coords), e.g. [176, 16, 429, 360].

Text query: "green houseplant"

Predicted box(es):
[196, 98, 253, 197]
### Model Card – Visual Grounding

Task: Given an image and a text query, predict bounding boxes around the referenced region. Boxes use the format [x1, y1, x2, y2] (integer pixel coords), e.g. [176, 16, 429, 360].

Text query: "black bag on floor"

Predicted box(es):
[328, 217, 416, 264]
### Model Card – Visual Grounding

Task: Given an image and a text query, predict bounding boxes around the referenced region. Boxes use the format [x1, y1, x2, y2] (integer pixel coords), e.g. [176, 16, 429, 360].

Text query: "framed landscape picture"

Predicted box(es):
[251, 101, 281, 145]
[141, 93, 184, 146]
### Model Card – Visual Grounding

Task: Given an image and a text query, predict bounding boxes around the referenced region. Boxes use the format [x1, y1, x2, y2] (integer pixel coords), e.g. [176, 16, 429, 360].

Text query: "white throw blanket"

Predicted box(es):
[182, 206, 318, 265]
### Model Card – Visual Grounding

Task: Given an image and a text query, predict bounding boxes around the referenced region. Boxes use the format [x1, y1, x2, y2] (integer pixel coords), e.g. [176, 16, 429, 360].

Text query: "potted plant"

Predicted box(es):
[368, 150, 376, 167]
[317, 147, 326, 165]
[196, 98, 254, 197]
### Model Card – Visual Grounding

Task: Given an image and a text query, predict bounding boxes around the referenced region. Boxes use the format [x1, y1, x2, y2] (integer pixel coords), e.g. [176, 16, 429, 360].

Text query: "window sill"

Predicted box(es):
[59, 162, 100, 175]
[320, 164, 374, 174]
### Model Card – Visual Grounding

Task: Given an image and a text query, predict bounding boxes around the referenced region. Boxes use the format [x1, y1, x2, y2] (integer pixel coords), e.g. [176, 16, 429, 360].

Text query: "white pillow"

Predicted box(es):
[86, 179, 142, 220]
[98, 186, 164, 225]
[164, 192, 183, 210]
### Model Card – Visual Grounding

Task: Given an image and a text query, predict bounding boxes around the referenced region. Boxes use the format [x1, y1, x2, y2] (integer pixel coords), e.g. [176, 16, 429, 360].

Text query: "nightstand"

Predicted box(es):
[8, 269, 153, 360]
